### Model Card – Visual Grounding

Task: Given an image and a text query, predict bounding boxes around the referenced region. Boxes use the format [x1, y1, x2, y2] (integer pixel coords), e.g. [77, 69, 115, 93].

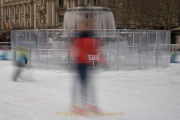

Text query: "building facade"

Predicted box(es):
[0, 0, 179, 36]
[0, 0, 100, 35]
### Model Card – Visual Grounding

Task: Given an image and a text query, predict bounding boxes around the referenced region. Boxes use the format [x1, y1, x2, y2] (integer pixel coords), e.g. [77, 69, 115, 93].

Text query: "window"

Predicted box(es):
[80, 0, 84, 6]
[23, 21, 24, 28]
[12, 8, 14, 14]
[23, 7, 24, 13]
[59, 15, 64, 23]
[41, 0, 43, 5]
[44, 16, 46, 23]
[75, 0, 78, 6]
[28, 20, 30, 28]
[28, 6, 30, 13]
[113, 0, 115, 6]
[17, 8, 19, 13]
[36, 5, 38, 11]
[8, 9, 9, 15]
[69, 0, 71, 8]
[94, 0, 96, 5]
[59, 0, 64, 8]
[36, 20, 38, 28]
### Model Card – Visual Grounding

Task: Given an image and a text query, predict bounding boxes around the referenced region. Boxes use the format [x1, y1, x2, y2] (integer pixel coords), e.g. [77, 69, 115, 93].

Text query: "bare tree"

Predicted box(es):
[100, 0, 180, 30]
[120, 0, 135, 29]
[144, 0, 180, 30]
[132, 0, 151, 29]
[100, 0, 135, 29]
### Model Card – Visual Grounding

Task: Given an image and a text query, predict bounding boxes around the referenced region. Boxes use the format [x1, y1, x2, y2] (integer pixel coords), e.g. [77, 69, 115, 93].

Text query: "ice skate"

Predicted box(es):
[70, 103, 88, 114]
[85, 103, 102, 113]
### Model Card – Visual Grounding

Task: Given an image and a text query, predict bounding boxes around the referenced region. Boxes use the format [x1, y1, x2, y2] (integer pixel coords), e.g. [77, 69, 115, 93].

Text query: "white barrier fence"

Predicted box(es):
[10, 29, 171, 70]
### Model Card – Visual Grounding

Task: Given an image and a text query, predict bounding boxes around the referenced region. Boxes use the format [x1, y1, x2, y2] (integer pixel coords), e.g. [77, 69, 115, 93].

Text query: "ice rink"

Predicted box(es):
[0, 61, 180, 120]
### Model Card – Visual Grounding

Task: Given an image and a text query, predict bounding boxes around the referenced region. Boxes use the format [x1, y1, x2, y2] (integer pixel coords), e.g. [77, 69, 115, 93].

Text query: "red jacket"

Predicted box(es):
[73, 37, 99, 64]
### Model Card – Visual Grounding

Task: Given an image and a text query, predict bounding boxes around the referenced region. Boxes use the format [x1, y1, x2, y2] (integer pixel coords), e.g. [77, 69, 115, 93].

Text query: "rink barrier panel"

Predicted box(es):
[10, 29, 171, 70]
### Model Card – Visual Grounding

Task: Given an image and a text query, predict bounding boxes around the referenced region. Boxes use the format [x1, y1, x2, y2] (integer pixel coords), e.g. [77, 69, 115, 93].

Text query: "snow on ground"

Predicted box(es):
[0, 61, 180, 120]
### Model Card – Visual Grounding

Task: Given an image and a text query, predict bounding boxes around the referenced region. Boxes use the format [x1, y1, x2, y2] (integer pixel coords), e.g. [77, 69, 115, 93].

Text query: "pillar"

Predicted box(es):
[73, 0, 75, 7]
[85, 0, 87, 5]
[64, 0, 67, 7]
[47, 0, 49, 26]
[52, 0, 55, 26]
[34, 3, 36, 29]
[38, 11, 40, 28]
[24, 4, 27, 28]
[30, 3, 34, 28]
[56, 9, 58, 24]
[1, 7, 3, 30]
[14, 6, 16, 28]
[90, 0, 94, 6]
[8, 7, 11, 23]
[19, 5, 21, 28]
[67, 0, 69, 9]
[5, 7, 6, 29]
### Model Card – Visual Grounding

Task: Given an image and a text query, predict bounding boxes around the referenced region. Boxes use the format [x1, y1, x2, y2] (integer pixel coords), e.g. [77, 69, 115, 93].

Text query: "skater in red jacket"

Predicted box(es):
[69, 19, 107, 114]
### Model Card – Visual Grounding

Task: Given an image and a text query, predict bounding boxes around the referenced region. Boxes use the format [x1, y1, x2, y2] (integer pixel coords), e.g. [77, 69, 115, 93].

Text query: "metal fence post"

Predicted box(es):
[93, 35, 95, 70]
[46, 30, 48, 69]
[25, 31, 27, 43]
[37, 30, 39, 68]
[167, 31, 170, 67]
[16, 31, 19, 62]
[17, 31, 19, 45]
[68, 29, 71, 70]
[117, 30, 120, 70]
[165, 31, 168, 68]
[169, 31, 171, 67]
[156, 31, 158, 68]
[10, 31, 13, 64]
[133, 32, 134, 52]
[132, 32, 134, 67]
[138, 31, 140, 70]
[29, 30, 31, 68]
[146, 32, 149, 69]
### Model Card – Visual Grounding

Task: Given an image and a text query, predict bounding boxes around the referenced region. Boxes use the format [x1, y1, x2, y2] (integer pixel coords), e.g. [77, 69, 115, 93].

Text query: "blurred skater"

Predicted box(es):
[69, 19, 107, 114]
[12, 45, 28, 81]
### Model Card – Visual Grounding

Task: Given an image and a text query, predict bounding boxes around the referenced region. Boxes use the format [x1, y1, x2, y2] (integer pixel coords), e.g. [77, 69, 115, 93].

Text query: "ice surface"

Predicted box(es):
[0, 61, 180, 120]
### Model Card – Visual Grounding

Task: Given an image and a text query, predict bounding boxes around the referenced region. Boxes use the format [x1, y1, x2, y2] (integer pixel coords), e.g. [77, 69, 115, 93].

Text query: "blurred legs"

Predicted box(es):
[71, 64, 100, 112]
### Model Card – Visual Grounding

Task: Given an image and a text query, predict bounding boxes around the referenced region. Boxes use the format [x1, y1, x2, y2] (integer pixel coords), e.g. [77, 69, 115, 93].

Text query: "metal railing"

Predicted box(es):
[10, 29, 171, 70]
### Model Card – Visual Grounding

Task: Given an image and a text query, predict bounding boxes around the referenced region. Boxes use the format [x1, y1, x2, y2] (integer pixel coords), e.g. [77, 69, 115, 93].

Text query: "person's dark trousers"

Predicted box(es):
[77, 64, 87, 85]
[72, 63, 96, 105]
[77, 64, 88, 104]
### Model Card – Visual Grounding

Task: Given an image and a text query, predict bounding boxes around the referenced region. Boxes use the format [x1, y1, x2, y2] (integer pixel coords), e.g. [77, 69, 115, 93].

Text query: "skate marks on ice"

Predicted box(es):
[12, 66, 35, 82]
[1, 61, 180, 120]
